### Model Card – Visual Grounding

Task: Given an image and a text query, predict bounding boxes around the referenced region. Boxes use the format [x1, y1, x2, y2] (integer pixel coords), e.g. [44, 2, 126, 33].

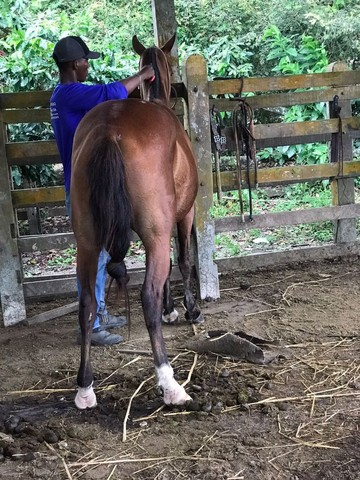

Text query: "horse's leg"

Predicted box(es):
[75, 244, 99, 409]
[177, 206, 203, 324]
[162, 259, 179, 324]
[142, 239, 191, 405]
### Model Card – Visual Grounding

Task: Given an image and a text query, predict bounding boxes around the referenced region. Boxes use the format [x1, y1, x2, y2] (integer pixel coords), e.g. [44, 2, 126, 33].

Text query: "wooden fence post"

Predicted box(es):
[183, 55, 220, 300]
[328, 62, 357, 243]
[151, 0, 180, 82]
[0, 116, 26, 325]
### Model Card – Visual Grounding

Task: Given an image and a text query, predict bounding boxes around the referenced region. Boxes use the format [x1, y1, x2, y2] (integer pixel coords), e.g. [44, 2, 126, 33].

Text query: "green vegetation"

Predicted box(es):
[2, 0, 359, 92]
[215, 219, 335, 259]
[41, 241, 146, 272]
[212, 183, 337, 258]
[47, 247, 76, 267]
[1, 0, 359, 260]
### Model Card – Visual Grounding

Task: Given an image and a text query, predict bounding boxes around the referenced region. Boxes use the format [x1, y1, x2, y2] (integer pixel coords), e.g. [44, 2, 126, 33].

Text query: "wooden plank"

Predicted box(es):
[216, 242, 360, 273]
[0, 119, 27, 326]
[184, 54, 219, 300]
[3, 108, 51, 124]
[229, 126, 360, 148]
[45, 206, 67, 216]
[10, 160, 360, 210]
[210, 116, 360, 151]
[256, 134, 332, 149]
[0, 90, 52, 109]
[21, 241, 360, 300]
[2, 71, 360, 109]
[215, 160, 360, 191]
[223, 126, 332, 149]
[17, 230, 148, 253]
[11, 120, 351, 166]
[6, 140, 58, 160]
[25, 301, 79, 325]
[18, 232, 75, 253]
[214, 204, 360, 233]
[254, 117, 360, 141]
[209, 70, 360, 95]
[3, 103, 184, 125]
[210, 85, 360, 112]
[259, 161, 360, 185]
[22, 266, 182, 299]
[12, 186, 65, 208]
[0, 84, 186, 109]
[23, 275, 78, 298]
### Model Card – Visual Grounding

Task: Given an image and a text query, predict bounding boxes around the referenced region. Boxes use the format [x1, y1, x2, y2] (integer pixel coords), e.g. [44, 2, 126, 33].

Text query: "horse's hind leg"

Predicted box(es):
[177, 207, 203, 324]
[162, 259, 179, 324]
[75, 245, 99, 409]
[142, 239, 191, 405]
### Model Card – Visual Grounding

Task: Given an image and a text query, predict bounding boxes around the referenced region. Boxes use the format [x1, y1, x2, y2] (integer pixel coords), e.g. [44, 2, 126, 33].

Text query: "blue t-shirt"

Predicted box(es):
[50, 82, 128, 191]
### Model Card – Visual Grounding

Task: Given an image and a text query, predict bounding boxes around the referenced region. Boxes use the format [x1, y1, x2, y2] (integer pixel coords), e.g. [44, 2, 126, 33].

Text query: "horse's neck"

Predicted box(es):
[157, 85, 171, 107]
[145, 48, 171, 106]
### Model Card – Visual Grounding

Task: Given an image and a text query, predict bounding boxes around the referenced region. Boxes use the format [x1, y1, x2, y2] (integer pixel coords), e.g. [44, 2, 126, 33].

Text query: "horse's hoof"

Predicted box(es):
[186, 311, 205, 325]
[163, 386, 192, 406]
[75, 385, 97, 410]
[162, 309, 179, 324]
[157, 364, 191, 405]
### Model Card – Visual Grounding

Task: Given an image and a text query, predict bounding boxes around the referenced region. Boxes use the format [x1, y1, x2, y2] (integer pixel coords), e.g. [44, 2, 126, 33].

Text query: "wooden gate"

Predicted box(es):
[1, 57, 360, 326]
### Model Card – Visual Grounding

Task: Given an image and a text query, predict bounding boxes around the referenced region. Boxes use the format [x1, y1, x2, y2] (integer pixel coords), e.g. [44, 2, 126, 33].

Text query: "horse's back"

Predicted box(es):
[73, 98, 198, 225]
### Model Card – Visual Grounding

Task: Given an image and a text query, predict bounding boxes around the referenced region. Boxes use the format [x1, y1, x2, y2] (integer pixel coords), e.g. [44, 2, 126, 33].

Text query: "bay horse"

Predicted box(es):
[71, 34, 203, 409]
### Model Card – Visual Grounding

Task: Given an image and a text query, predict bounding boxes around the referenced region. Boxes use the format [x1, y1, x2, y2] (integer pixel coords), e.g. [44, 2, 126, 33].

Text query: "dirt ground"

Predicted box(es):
[1, 257, 360, 480]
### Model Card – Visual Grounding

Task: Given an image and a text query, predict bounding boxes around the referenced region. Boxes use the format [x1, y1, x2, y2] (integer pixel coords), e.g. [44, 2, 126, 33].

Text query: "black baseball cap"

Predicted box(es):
[53, 36, 100, 63]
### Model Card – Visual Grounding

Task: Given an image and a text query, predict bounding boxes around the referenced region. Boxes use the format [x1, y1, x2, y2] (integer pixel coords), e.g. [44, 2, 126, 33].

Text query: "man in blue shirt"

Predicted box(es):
[51, 36, 154, 346]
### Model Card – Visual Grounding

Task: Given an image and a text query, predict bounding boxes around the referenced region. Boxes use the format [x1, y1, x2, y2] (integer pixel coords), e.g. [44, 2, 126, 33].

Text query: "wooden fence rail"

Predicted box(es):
[1, 57, 360, 326]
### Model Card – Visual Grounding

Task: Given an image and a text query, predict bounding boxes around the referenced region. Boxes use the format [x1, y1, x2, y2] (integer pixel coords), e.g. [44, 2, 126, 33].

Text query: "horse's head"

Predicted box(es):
[132, 34, 176, 106]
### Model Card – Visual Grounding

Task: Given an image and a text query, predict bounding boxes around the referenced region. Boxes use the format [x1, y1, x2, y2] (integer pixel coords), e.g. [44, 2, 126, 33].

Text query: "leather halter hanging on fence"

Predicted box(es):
[331, 94, 345, 177]
[210, 105, 227, 152]
[231, 78, 257, 222]
[210, 105, 227, 200]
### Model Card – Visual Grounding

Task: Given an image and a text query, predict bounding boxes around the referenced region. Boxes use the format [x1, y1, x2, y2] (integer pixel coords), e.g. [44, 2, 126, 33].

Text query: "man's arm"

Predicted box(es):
[121, 65, 155, 95]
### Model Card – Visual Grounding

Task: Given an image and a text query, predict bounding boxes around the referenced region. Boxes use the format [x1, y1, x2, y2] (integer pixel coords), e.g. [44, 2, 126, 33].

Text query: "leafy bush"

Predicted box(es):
[257, 26, 329, 166]
[1, 0, 359, 184]
[0, 1, 152, 187]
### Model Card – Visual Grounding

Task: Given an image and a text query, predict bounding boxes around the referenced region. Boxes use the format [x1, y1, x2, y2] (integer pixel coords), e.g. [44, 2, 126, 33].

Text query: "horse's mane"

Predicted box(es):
[148, 48, 161, 100]
[132, 34, 176, 107]
[140, 46, 171, 105]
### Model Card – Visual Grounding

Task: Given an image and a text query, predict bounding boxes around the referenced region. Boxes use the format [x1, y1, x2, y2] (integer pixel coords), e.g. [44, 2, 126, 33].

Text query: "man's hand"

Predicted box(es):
[121, 65, 155, 94]
[139, 64, 155, 82]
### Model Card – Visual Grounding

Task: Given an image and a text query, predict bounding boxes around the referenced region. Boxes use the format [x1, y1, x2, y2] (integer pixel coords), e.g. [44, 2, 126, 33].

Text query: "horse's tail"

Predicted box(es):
[87, 136, 131, 261]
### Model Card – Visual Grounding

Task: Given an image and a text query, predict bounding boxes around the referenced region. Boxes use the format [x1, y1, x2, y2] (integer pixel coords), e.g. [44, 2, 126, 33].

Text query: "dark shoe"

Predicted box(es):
[97, 312, 128, 331]
[77, 329, 123, 346]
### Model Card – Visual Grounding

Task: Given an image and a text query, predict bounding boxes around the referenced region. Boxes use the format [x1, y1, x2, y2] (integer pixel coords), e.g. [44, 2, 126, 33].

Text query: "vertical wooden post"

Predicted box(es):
[328, 62, 356, 243]
[0, 116, 26, 326]
[151, 0, 180, 82]
[183, 54, 220, 300]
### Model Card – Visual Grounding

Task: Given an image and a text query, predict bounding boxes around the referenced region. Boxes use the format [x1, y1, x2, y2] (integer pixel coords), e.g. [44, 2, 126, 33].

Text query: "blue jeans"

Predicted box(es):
[66, 190, 109, 330]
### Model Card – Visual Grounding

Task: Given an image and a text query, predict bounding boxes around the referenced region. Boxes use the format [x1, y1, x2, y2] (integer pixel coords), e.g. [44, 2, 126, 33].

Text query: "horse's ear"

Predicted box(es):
[161, 34, 176, 54]
[132, 35, 146, 56]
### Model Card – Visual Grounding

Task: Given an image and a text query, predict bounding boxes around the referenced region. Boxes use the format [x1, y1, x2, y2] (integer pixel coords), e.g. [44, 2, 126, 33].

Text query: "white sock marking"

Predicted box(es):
[162, 309, 179, 324]
[75, 383, 97, 409]
[156, 364, 192, 405]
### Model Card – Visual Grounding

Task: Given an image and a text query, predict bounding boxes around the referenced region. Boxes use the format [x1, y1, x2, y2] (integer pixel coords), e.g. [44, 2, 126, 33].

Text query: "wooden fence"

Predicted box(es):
[1, 56, 360, 326]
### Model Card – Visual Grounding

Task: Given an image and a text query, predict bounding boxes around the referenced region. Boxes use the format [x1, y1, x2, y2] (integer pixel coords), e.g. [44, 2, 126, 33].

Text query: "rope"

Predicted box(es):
[170, 85, 178, 110]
